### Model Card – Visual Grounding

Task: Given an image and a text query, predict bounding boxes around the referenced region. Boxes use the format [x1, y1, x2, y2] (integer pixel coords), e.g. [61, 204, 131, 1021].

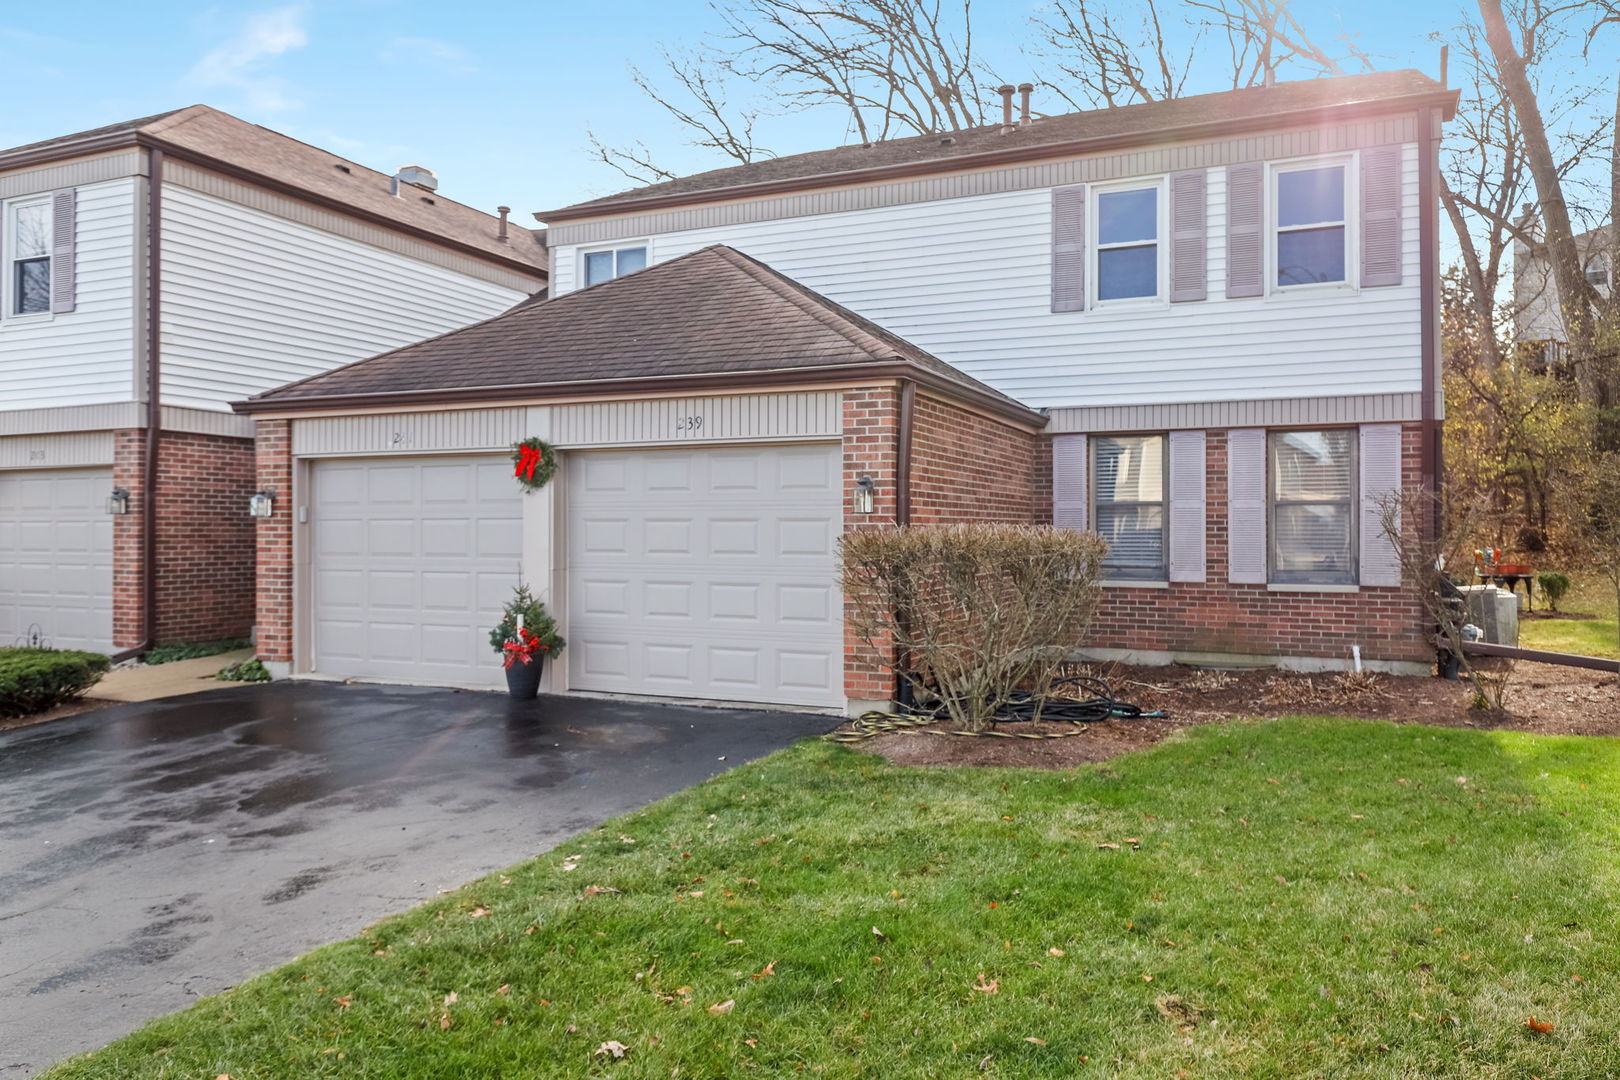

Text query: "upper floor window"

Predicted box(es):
[1093, 434, 1166, 580]
[1586, 254, 1610, 289]
[1269, 429, 1356, 585]
[1274, 164, 1346, 287]
[1095, 186, 1159, 301]
[583, 245, 647, 288]
[5, 198, 52, 316]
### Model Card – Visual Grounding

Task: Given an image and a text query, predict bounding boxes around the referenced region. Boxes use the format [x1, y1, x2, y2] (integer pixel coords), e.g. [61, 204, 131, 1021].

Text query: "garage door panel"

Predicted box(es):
[0, 468, 114, 653]
[567, 444, 842, 709]
[311, 456, 519, 687]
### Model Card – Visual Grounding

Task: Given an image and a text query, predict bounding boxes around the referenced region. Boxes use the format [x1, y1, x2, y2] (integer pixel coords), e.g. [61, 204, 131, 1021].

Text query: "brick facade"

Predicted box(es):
[253, 420, 295, 665]
[112, 428, 257, 648]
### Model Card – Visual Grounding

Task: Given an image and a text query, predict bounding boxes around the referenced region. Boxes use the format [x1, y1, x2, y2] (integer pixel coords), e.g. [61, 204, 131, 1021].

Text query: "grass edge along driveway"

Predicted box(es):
[44, 716, 1620, 1079]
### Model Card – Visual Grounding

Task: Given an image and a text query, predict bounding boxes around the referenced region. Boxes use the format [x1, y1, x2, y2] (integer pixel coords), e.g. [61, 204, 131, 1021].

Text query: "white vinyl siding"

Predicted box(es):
[0, 178, 138, 409]
[159, 186, 527, 411]
[550, 145, 1420, 410]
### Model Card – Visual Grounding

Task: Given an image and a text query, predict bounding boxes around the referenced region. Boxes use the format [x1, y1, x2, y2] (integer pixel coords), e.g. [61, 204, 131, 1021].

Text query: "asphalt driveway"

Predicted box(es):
[0, 682, 832, 1076]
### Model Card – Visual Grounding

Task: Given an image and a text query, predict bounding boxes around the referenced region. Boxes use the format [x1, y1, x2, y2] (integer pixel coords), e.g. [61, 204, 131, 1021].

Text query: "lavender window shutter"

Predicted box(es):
[1169, 170, 1207, 303]
[1051, 184, 1087, 313]
[1052, 434, 1088, 530]
[1360, 146, 1403, 287]
[1359, 424, 1403, 586]
[1225, 162, 1264, 299]
[51, 189, 77, 314]
[1226, 428, 1267, 584]
[1168, 430, 1207, 582]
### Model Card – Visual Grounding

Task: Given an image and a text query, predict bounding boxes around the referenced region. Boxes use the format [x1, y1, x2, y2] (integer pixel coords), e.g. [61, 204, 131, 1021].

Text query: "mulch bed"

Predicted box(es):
[845, 660, 1620, 769]
[0, 697, 114, 733]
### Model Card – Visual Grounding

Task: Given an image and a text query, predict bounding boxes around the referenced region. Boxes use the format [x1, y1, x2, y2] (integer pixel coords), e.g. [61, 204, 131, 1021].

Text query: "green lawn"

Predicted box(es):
[1521, 571, 1619, 658]
[46, 718, 1620, 1079]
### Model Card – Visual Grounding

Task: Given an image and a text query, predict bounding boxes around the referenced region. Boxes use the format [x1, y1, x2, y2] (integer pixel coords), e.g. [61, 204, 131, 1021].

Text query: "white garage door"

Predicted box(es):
[310, 456, 522, 687]
[0, 468, 114, 654]
[567, 444, 843, 709]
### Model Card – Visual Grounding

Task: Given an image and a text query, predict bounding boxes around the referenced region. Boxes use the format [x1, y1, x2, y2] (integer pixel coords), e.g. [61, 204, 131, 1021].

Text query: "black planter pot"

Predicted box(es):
[505, 656, 545, 699]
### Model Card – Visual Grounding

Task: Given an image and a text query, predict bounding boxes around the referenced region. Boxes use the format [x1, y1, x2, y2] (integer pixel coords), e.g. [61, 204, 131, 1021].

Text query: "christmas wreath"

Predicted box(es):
[511, 437, 559, 491]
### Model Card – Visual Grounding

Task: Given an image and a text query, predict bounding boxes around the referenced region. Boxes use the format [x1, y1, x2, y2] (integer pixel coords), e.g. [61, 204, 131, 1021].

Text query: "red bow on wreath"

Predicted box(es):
[514, 443, 544, 481]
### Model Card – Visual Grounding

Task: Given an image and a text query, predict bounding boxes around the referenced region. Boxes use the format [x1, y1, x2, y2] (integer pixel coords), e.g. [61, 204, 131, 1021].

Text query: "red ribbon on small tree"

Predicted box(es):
[511, 437, 559, 491]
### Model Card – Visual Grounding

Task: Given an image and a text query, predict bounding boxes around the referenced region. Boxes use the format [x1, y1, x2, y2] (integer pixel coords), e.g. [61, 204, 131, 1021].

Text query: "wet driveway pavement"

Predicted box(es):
[0, 682, 832, 1076]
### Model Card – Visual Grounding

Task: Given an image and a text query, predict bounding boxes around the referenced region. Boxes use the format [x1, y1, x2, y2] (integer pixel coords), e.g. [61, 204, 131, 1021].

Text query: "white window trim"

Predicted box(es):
[1267, 154, 1357, 296]
[1091, 431, 1169, 582]
[2, 194, 55, 323]
[1267, 427, 1359, 587]
[579, 240, 650, 290]
[1090, 178, 1167, 308]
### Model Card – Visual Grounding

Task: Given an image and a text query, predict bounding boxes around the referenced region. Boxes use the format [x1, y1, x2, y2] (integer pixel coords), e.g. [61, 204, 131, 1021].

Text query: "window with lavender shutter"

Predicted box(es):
[1169, 170, 1206, 303]
[1168, 430, 1206, 582]
[1052, 434, 1088, 529]
[51, 189, 77, 314]
[1226, 428, 1267, 583]
[1051, 184, 1087, 312]
[1225, 162, 1263, 298]
[1358, 424, 1403, 585]
[1360, 146, 1403, 287]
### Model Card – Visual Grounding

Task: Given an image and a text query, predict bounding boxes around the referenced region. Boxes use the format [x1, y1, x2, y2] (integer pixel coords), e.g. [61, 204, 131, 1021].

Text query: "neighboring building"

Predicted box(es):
[238, 71, 1455, 713]
[0, 106, 547, 654]
[1513, 213, 1613, 364]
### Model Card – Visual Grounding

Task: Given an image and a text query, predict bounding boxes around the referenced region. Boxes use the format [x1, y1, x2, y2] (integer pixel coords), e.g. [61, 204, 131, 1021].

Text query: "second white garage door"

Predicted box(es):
[567, 444, 843, 709]
[310, 456, 521, 687]
[0, 468, 114, 654]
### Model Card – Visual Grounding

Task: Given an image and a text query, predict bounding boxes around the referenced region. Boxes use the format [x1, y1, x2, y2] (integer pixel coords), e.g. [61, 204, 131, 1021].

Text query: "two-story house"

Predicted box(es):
[0, 106, 548, 656]
[235, 71, 1454, 713]
[1513, 213, 1613, 365]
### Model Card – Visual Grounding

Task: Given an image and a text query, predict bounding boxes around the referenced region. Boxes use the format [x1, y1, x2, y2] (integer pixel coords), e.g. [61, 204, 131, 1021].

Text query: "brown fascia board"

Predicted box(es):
[539, 90, 1461, 223]
[0, 127, 547, 281]
[232, 362, 1049, 429]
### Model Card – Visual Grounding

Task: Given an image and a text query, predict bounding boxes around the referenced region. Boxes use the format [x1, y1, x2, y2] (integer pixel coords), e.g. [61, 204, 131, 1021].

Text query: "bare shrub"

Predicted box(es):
[840, 523, 1107, 731]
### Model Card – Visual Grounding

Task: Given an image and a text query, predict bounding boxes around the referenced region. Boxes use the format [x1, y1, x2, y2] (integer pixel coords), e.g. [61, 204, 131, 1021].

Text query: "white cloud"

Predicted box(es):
[188, 5, 310, 112]
[382, 36, 476, 75]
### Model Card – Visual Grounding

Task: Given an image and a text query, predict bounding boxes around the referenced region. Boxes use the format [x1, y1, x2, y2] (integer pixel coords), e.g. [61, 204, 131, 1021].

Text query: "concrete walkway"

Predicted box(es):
[93, 649, 256, 703]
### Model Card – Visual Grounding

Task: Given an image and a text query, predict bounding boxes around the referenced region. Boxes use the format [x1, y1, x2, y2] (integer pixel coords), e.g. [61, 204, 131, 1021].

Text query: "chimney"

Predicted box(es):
[496, 206, 511, 243]
[998, 84, 1015, 135]
[1018, 83, 1034, 127]
[390, 164, 439, 196]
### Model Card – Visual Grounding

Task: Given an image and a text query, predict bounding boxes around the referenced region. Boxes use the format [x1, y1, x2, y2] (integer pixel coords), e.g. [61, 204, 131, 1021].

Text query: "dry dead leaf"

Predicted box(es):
[872, 926, 888, 941]
[1527, 1016, 1556, 1034]
[1024, 1036, 1047, 1045]
[751, 961, 776, 980]
[443, 992, 458, 1007]
[972, 973, 999, 994]
[333, 996, 351, 1008]
[468, 907, 492, 918]
[596, 1040, 629, 1059]
[495, 984, 510, 995]
[438, 1013, 452, 1031]
[582, 885, 621, 898]
[709, 999, 736, 1015]
[1048, 948, 1065, 957]
[1097, 842, 1121, 850]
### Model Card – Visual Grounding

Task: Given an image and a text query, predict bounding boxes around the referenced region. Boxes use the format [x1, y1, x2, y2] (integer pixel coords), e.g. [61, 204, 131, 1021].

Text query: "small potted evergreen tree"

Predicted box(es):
[491, 584, 565, 699]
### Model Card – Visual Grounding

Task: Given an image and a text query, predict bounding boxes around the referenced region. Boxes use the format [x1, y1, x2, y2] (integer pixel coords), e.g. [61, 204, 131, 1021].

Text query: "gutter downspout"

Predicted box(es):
[1418, 106, 1441, 536]
[113, 147, 162, 662]
[892, 379, 917, 706]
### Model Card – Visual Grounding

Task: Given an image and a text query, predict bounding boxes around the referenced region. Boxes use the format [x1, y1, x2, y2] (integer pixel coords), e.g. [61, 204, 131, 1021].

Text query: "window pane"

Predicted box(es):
[1277, 226, 1345, 285]
[1098, 245, 1157, 300]
[584, 250, 614, 287]
[1096, 504, 1165, 578]
[1098, 188, 1157, 245]
[13, 203, 49, 258]
[1094, 435, 1164, 502]
[1276, 166, 1344, 227]
[1273, 429, 1354, 500]
[16, 258, 50, 315]
[1586, 256, 1609, 287]
[1272, 504, 1353, 581]
[615, 247, 647, 276]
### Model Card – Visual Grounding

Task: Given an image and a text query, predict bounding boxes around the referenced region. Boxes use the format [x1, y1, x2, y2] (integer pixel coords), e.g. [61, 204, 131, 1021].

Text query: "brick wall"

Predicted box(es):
[841, 387, 902, 702]
[254, 419, 295, 664]
[1078, 424, 1430, 667]
[111, 428, 257, 647]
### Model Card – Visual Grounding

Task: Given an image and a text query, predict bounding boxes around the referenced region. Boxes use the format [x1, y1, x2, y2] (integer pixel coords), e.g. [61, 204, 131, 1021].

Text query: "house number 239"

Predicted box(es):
[673, 415, 703, 433]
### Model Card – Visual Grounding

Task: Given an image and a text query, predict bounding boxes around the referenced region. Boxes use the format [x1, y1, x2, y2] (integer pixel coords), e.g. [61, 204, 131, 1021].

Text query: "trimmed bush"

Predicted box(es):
[1537, 571, 1571, 613]
[0, 648, 111, 718]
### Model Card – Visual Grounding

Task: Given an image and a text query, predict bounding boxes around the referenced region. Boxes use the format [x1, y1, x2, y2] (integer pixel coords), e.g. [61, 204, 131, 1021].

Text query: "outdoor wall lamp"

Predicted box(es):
[248, 490, 276, 518]
[105, 487, 131, 515]
[852, 474, 876, 515]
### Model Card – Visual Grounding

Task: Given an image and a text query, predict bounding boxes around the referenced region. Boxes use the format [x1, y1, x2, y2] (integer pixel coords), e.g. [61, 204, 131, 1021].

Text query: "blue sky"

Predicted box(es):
[2, 0, 1480, 222]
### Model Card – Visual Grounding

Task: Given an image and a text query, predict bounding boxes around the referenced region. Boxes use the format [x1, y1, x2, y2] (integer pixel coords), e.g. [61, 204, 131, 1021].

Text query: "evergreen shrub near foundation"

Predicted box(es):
[0, 648, 110, 717]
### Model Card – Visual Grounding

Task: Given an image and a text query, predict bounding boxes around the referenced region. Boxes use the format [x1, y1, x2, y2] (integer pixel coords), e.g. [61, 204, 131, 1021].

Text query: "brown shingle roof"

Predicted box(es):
[546, 70, 1454, 220]
[0, 106, 546, 275]
[237, 245, 1039, 422]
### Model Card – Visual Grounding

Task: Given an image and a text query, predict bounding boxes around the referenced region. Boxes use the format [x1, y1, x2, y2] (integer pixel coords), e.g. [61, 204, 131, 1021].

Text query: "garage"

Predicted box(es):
[309, 455, 521, 687]
[566, 443, 843, 709]
[0, 467, 114, 654]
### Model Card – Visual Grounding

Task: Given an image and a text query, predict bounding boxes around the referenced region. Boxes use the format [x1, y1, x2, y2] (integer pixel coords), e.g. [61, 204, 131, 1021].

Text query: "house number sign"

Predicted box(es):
[673, 415, 704, 433]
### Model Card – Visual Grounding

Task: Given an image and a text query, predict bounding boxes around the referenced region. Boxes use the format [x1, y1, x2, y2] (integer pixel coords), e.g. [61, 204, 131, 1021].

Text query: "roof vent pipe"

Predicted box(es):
[1018, 83, 1034, 127]
[497, 206, 511, 243]
[998, 84, 1016, 134]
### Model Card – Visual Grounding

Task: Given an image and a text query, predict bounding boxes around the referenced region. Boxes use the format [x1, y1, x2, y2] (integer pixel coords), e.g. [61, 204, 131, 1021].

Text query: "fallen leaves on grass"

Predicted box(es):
[332, 996, 351, 1008]
[582, 885, 621, 898]
[560, 855, 581, 872]
[972, 974, 1000, 994]
[1048, 947, 1066, 957]
[468, 907, 492, 918]
[1024, 1036, 1047, 1045]
[1527, 1016, 1556, 1034]
[751, 961, 776, 980]
[596, 1040, 629, 1058]
[709, 999, 736, 1015]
